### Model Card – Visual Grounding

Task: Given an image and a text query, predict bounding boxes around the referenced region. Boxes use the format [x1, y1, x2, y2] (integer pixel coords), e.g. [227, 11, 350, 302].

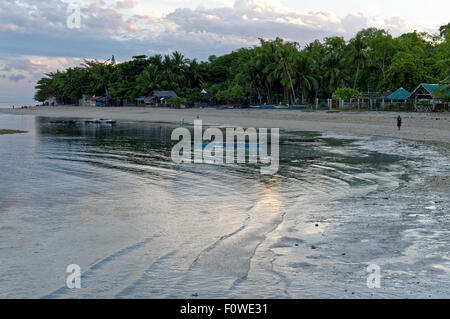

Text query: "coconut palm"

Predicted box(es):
[256, 39, 279, 103]
[435, 78, 450, 99]
[186, 58, 203, 88]
[323, 51, 344, 91]
[350, 34, 369, 89]
[83, 59, 114, 96]
[136, 65, 162, 95]
[294, 52, 319, 102]
[269, 39, 297, 104]
[439, 23, 450, 37]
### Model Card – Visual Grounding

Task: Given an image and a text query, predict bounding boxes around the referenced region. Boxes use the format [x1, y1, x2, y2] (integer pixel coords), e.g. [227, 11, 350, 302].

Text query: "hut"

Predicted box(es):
[409, 83, 450, 100]
[95, 96, 110, 107]
[87, 96, 97, 106]
[47, 95, 57, 106]
[201, 89, 213, 100]
[409, 83, 450, 111]
[135, 96, 153, 105]
[151, 90, 178, 105]
[79, 94, 97, 106]
[386, 87, 411, 101]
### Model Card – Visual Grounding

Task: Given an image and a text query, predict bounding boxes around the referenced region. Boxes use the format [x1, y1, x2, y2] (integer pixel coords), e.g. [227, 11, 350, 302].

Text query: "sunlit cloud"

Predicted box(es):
[116, 0, 136, 10]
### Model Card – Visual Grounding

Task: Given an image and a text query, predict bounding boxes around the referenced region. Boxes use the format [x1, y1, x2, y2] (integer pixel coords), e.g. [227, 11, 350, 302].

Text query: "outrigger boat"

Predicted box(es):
[288, 105, 309, 110]
[196, 141, 263, 149]
[84, 118, 117, 124]
[49, 120, 77, 125]
[251, 105, 285, 109]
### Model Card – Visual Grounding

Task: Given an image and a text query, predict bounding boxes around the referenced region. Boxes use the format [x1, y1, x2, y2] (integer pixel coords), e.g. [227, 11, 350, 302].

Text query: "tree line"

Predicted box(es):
[35, 23, 450, 105]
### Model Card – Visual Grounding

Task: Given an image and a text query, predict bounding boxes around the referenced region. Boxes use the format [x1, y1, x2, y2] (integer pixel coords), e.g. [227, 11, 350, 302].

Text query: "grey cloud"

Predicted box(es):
[8, 74, 26, 82]
[0, 64, 12, 72]
[0, 0, 414, 63]
[0, 1, 240, 61]
[341, 13, 369, 33]
[0, 0, 417, 102]
[0, 0, 185, 60]
[164, 3, 412, 49]
[165, 7, 330, 46]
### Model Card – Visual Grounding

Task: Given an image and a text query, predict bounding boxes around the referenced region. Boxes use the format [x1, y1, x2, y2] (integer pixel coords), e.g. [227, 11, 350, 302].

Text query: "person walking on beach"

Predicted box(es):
[397, 115, 402, 131]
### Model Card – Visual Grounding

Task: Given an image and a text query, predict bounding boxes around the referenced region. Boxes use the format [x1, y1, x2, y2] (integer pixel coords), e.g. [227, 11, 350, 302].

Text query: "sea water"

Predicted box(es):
[0, 114, 448, 298]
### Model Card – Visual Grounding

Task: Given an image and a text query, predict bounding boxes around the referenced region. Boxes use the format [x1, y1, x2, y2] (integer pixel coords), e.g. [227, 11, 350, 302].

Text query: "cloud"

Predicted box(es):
[0, 0, 416, 62]
[0, 55, 82, 75]
[163, 0, 413, 49]
[370, 16, 411, 35]
[8, 74, 26, 82]
[116, 0, 135, 10]
[0, 0, 432, 102]
[0, 23, 25, 33]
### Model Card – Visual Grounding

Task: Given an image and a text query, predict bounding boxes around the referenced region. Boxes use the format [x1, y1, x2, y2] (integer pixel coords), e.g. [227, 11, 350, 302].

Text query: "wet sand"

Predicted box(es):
[2, 106, 450, 145]
[1, 111, 449, 298]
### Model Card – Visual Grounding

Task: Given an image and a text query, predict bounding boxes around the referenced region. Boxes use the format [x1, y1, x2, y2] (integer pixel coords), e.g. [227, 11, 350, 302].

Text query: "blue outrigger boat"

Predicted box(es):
[289, 105, 309, 110]
[196, 142, 263, 149]
[251, 105, 289, 109]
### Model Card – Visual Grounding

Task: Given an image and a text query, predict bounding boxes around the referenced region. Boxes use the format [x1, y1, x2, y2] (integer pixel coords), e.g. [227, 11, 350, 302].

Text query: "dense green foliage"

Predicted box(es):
[332, 88, 360, 101]
[167, 97, 188, 106]
[35, 24, 450, 105]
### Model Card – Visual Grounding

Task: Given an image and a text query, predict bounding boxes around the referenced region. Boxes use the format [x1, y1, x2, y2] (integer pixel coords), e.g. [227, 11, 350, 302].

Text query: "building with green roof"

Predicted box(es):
[410, 83, 450, 100]
[386, 87, 411, 100]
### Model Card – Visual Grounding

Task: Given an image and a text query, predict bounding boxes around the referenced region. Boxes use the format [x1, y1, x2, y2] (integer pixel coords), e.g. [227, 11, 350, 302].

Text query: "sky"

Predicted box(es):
[1, 0, 449, 104]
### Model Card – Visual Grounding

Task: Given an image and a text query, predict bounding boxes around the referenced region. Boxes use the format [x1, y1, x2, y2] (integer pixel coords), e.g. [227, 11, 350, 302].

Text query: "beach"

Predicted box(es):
[3, 0, 450, 303]
[2, 106, 450, 145]
[1, 110, 449, 298]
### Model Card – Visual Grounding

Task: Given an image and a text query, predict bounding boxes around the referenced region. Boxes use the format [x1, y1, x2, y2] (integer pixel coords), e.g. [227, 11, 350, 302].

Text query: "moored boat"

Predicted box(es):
[85, 118, 117, 124]
[196, 141, 263, 149]
[49, 120, 77, 125]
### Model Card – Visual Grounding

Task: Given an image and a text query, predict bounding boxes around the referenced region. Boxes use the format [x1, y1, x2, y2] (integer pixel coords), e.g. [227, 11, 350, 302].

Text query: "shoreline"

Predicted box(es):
[1, 106, 449, 298]
[0, 129, 28, 135]
[1, 106, 450, 146]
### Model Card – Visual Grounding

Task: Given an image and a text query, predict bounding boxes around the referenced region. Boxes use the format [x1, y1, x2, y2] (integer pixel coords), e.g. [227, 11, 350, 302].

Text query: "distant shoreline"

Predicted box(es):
[0, 129, 28, 135]
[1, 106, 450, 146]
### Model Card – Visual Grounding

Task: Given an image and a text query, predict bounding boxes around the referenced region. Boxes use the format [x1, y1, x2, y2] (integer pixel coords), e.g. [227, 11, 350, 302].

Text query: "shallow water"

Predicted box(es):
[0, 114, 448, 298]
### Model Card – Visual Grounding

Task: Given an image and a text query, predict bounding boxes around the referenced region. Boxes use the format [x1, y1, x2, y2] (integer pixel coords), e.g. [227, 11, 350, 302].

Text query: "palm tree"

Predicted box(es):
[435, 78, 450, 100]
[323, 51, 344, 91]
[350, 35, 369, 89]
[149, 54, 163, 69]
[294, 52, 318, 102]
[83, 59, 114, 96]
[186, 58, 203, 88]
[171, 51, 187, 69]
[136, 65, 162, 95]
[270, 39, 297, 104]
[439, 22, 450, 37]
[256, 39, 278, 103]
